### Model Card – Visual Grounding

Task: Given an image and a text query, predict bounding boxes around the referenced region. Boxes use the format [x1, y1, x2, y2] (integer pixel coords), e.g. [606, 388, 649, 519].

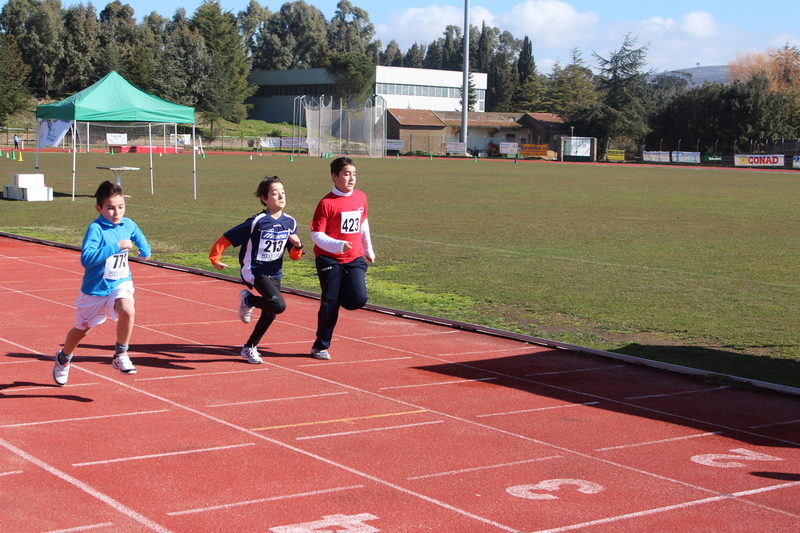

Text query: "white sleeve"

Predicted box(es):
[311, 231, 347, 255]
[361, 218, 375, 262]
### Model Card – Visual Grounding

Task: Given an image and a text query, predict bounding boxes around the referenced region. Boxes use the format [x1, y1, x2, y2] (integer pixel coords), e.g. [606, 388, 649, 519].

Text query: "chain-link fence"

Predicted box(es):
[297, 95, 387, 158]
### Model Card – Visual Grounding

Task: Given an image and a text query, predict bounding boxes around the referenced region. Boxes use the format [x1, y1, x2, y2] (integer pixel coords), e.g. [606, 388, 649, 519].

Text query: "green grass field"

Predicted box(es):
[2, 150, 799, 388]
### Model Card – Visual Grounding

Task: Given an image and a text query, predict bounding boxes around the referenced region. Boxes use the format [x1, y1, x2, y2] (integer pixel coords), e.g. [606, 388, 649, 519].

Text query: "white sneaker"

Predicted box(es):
[53, 350, 71, 386]
[238, 290, 254, 323]
[311, 348, 331, 360]
[240, 344, 263, 364]
[112, 353, 137, 374]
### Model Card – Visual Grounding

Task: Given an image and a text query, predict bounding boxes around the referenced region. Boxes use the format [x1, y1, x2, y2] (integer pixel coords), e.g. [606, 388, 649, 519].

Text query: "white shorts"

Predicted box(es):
[74, 281, 135, 330]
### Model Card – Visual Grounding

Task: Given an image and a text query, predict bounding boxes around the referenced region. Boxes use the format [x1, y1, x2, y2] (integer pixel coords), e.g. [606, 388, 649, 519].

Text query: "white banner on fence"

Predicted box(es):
[734, 154, 785, 167]
[170, 134, 191, 145]
[793, 156, 800, 169]
[280, 137, 308, 149]
[564, 137, 591, 157]
[672, 151, 701, 163]
[106, 133, 127, 145]
[260, 137, 281, 148]
[446, 142, 467, 154]
[386, 139, 404, 151]
[499, 142, 519, 155]
[643, 151, 671, 162]
[37, 119, 73, 148]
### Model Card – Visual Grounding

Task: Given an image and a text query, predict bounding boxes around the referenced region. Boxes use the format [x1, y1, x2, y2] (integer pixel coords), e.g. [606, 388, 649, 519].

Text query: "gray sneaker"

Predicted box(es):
[238, 290, 254, 323]
[52, 350, 71, 386]
[311, 348, 331, 360]
[240, 344, 263, 364]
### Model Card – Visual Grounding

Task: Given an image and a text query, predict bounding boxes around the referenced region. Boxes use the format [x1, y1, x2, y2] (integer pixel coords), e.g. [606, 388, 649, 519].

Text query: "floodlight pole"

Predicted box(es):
[460, 0, 469, 144]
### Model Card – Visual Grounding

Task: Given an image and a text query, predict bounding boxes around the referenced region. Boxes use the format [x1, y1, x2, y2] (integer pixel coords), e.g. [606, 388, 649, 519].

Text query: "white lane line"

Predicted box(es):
[379, 377, 497, 390]
[408, 455, 562, 480]
[437, 347, 539, 357]
[297, 356, 413, 367]
[529, 481, 800, 533]
[595, 432, 722, 452]
[1, 382, 100, 392]
[0, 359, 38, 365]
[208, 391, 348, 408]
[749, 418, 800, 429]
[476, 402, 600, 418]
[134, 368, 270, 381]
[0, 437, 176, 533]
[43, 522, 115, 532]
[526, 365, 625, 376]
[167, 485, 365, 516]
[0, 410, 169, 428]
[361, 330, 460, 339]
[625, 386, 731, 400]
[296, 420, 445, 440]
[0, 470, 24, 477]
[73, 443, 256, 467]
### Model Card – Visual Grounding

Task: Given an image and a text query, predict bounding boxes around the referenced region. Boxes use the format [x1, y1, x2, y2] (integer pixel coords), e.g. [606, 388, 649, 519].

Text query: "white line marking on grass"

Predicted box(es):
[407, 456, 562, 480]
[0, 470, 24, 477]
[43, 522, 115, 532]
[625, 386, 730, 400]
[297, 356, 414, 367]
[379, 377, 497, 390]
[0, 410, 169, 428]
[208, 391, 348, 407]
[134, 368, 270, 381]
[297, 420, 444, 440]
[0, 437, 176, 533]
[73, 443, 256, 467]
[166, 484, 365, 516]
[526, 365, 624, 376]
[528, 481, 800, 533]
[476, 402, 600, 418]
[595, 432, 722, 451]
[749, 418, 800, 429]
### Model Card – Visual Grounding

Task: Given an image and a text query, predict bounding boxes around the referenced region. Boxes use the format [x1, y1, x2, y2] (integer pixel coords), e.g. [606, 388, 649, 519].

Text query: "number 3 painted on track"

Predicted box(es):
[507, 479, 604, 500]
[690, 448, 783, 468]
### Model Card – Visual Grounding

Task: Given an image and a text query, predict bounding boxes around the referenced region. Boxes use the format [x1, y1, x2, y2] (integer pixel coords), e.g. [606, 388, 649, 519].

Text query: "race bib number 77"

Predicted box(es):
[104, 251, 129, 280]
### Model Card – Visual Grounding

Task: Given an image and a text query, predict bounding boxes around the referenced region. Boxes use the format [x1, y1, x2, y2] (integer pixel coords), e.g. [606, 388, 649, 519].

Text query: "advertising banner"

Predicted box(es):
[170, 134, 191, 145]
[793, 156, 800, 169]
[259, 137, 281, 148]
[499, 142, 519, 155]
[643, 151, 670, 162]
[37, 119, 73, 148]
[606, 149, 625, 161]
[520, 144, 548, 157]
[734, 154, 784, 167]
[386, 139, 404, 151]
[106, 133, 127, 145]
[704, 152, 722, 162]
[446, 142, 467, 154]
[672, 151, 701, 163]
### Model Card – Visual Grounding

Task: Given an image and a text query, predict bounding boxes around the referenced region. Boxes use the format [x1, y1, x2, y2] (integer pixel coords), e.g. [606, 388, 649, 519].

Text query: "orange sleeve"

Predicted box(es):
[209, 236, 232, 265]
[289, 244, 303, 261]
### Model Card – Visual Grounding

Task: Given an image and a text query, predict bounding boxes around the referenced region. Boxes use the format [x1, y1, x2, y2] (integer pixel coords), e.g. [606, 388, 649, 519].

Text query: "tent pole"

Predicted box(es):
[35, 119, 40, 171]
[192, 124, 197, 200]
[148, 123, 154, 194]
[72, 123, 77, 201]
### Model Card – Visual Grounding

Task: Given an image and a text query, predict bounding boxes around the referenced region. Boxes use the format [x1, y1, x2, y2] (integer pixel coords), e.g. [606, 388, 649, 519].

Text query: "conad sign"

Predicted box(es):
[734, 155, 785, 167]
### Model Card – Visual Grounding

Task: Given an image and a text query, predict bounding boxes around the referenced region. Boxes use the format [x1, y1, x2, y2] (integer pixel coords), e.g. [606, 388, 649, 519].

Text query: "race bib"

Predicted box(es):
[104, 251, 129, 280]
[340, 210, 361, 234]
[257, 229, 289, 262]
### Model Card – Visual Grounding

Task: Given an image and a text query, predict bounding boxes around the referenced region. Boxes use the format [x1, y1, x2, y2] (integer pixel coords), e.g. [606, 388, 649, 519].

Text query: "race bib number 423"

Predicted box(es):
[340, 210, 361, 234]
[104, 251, 129, 280]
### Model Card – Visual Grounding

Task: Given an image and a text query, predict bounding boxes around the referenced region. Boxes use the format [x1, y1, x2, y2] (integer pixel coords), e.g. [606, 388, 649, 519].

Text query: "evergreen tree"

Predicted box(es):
[475, 22, 496, 74]
[381, 40, 403, 67]
[328, 0, 374, 55]
[441, 25, 461, 71]
[236, 0, 269, 60]
[20, 0, 64, 97]
[0, 34, 31, 124]
[541, 48, 596, 116]
[404, 43, 425, 69]
[97, 1, 137, 77]
[325, 51, 374, 107]
[423, 39, 443, 69]
[252, 1, 328, 69]
[62, 3, 101, 91]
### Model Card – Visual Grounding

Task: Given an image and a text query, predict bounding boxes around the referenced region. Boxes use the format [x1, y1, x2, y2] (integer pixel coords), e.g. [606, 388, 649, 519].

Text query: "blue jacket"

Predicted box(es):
[80, 216, 150, 296]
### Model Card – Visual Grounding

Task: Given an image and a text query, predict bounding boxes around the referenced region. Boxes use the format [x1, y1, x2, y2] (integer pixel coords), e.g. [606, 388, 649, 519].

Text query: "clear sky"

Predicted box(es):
[121, 0, 800, 73]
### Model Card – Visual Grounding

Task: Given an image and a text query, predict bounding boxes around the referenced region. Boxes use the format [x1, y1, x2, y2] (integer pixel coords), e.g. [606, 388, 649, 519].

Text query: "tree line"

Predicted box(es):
[1, 0, 798, 153]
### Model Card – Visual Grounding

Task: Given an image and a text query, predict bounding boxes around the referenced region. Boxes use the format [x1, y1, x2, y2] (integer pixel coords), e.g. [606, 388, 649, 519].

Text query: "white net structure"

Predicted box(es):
[298, 95, 388, 158]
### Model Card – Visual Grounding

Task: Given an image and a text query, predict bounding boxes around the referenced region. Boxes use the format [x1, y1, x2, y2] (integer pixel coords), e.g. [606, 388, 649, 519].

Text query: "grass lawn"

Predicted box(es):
[2, 150, 799, 388]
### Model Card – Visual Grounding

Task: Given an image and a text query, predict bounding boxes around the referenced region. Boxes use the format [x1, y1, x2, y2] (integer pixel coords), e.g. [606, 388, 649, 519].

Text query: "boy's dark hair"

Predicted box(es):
[256, 176, 282, 205]
[95, 180, 124, 206]
[330, 157, 354, 175]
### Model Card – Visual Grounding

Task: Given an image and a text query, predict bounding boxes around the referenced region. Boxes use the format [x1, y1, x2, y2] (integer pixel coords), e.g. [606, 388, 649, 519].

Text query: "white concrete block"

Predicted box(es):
[23, 187, 53, 201]
[11, 173, 45, 188]
[3, 185, 24, 200]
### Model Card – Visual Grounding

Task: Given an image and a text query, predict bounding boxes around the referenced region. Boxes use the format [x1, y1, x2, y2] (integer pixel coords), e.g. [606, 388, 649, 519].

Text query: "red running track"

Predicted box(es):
[1, 235, 799, 532]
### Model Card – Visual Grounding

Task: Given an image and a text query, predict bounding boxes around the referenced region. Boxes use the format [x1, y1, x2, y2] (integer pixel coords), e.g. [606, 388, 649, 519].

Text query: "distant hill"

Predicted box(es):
[666, 65, 729, 86]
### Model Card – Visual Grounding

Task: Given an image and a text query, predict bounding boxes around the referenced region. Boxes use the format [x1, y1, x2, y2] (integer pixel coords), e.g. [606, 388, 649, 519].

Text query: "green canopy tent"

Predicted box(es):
[35, 71, 197, 199]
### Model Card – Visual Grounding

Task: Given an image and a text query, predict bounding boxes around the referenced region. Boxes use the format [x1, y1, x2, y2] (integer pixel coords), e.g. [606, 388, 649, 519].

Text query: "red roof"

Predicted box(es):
[388, 109, 445, 127]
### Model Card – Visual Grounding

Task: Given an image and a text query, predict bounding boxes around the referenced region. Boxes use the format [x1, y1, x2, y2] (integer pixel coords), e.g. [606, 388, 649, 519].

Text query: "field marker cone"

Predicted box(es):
[250, 155, 252, 160]
[111, 147, 115, 155]
[473, 156, 477, 162]
[395, 153, 399, 159]
[429, 154, 432, 160]
[289, 153, 294, 162]
[12, 151, 16, 160]
[0, 148, 3, 156]
[18, 151, 23, 162]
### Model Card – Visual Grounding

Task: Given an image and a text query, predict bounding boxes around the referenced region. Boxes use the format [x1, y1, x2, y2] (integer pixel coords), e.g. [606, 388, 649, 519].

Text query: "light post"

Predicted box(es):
[570, 126, 574, 137]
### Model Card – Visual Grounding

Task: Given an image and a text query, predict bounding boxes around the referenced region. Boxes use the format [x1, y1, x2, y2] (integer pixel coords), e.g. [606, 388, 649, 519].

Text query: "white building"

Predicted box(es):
[246, 66, 488, 124]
